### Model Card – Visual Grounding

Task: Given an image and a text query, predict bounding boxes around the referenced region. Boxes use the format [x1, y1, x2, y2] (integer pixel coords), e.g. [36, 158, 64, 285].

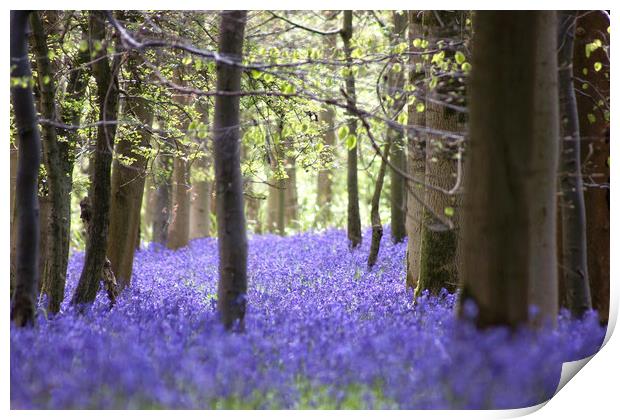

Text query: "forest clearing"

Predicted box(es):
[9, 9, 610, 411]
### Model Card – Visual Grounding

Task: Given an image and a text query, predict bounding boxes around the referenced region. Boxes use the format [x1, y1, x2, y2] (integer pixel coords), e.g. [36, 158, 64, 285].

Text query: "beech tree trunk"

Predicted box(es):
[107, 92, 152, 288]
[30, 11, 79, 313]
[152, 131, 173, 245]
[72, 11, 120, 305]
[190, 100, 211, 239]
[10, 10, 41, 326]
[388, 11, 408, 243]
[574, 10, 610, 324]
[316, 105, 336, 226]
[415, 12, 464, 298]
[405, 11, 427, 290]
[214, 10, 248, 330]
[458, 11, 559, 328]
[10, 143, 18, 296]
[166, 71, 192, 250]
[283, 135, 298, 229]
[367, 140, 392, 268]
[557, 11, 592, 317]
[341, 10, 362, 248]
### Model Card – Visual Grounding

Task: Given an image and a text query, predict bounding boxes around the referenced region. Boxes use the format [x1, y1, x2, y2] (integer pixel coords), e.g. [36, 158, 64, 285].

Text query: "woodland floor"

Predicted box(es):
[10, 227, 605, 409]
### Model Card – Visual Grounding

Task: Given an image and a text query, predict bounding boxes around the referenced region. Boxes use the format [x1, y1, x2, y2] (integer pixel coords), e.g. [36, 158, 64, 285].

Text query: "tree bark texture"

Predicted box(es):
[574, 10, 610, 323]
[388, 11, 408, 244]
[341, 10, 362, 248]
[557, 11, 592, 317]
[214, 10, 248, 330]
[108, 92, 152, 288]
[458, 11, 559, 328]
[405, 11, 428, 290]
[72, 11, 120, 305]
[190, 101, 212, 239]
[10, 10, 41, 326]
[367, 140, 392, 268]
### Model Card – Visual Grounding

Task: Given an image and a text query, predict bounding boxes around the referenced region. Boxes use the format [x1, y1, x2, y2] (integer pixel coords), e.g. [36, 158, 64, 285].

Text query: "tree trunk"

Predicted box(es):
[341, 10, 362, 248]
[405, 11, 428, 290]
[388, 11, 408, 243]
[107, 93, 152, 288]
[152, 130, 173, 245]
[190, 156, 212, 239]
[557, 11, 592, 317]
[458, 11, 559, 328]
[367, 140, 392, 268]
[214, 10, 248, 330]
[266, 121, 286, 235]
[10, 10, 41, 326]
[166, 71, 192, 250]
[415, 12, 463, 297]
[316, 105, 336, 226]
[72, 11, 120, 305]
[10, 142, 18, 296]
[30, 11, 75, 313]
[283, 136, 298, 229]
[574, 10, 610, 324]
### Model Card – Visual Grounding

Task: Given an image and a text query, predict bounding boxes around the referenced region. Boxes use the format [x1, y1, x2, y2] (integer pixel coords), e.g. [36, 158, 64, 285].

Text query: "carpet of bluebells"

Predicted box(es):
[11, 227, 605, 409]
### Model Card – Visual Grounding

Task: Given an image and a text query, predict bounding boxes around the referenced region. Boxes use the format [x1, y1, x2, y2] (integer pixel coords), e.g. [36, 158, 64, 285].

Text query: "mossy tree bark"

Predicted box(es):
[574, 10, 610, 324]
[458, 11, 559, 328]
[214, 10, 248, 330]
[557, 11, 592, 317]
[10, 10, 42, 326]
[405, 11, 428, 290]
[72, 11, 120, 305]
[415, 12, 464, 298]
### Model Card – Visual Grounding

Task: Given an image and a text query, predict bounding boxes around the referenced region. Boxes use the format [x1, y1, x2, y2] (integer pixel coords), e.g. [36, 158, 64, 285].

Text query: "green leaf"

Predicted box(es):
[444, 206, 455, 217]
[392, 63, 402, 73]
[416, 103, 425, 113]
[594, 62, 603, 72]
[454, 51, 466, 65]
[397, 112, 407, 125]
[337, 125, 349, 140]
[412, 38, 422, 48]
[587, 113, 596, 124]
[282, 83, 295, 95]
[461, 62, 472, 73]
[263, 73, 274, 83]
[78, 39, 89, 52]
[182, 56, 192, 66]
[42, 75, 51, 85]
[345, 134, 357, 150]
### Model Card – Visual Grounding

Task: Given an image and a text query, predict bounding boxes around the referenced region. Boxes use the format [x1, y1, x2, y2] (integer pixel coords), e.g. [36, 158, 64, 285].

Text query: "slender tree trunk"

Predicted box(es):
[557, 11, 592, 317]
[367, 140, 392, 268]
[72, 11, 120, 305]
[190, 155, 212, 239]
[574, 10, 610, 324]
[190, 100, 211, 239]
[10, 143, 18, 296]
[283, 137, 298, 229]
[166, 70, 192, 249]
[405, 11, 427, 290]
[10, 10, 41, 326]
[242, 142, 262, 234]
[341, 10, 362, 248]
[107, 93, 152, 288]
[266, 121, 286, 235]
[214, 10, 248, 330]
[167, 151, 191, 249]
[388, 11, 408, 243]
[316, 105, 336, 226]
[152, 131, 173, 245]
[458, 11, 559, 328]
